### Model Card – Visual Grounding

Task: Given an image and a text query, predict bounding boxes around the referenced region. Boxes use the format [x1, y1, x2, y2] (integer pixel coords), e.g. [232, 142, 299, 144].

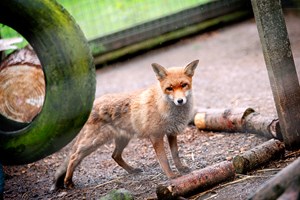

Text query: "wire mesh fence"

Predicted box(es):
[1, 0, 299, 57]
[58, 0, 211, 40]
[0, 0, 210, 48]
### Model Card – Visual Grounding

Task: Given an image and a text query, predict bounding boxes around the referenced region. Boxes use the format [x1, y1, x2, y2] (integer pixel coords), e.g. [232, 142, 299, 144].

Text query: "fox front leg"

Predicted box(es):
[167, 134, 190, 174]
[150, 136, 178, 179]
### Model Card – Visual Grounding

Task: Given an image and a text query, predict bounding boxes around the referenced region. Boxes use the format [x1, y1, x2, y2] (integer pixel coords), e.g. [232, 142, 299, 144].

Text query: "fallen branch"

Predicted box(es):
[249, 157, 300, 200]
[233, 139, 285, 174]
[194, 108, 282, 139]
[156, 161, 235, 199]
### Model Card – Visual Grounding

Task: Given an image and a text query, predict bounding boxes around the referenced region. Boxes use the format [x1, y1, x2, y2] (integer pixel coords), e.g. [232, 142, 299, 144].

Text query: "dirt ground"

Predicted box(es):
[3, 11, 300, 200]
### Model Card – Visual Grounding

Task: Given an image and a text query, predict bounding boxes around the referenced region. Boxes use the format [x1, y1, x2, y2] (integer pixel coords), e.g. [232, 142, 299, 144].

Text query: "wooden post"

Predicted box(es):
[251, 0, 300, 149]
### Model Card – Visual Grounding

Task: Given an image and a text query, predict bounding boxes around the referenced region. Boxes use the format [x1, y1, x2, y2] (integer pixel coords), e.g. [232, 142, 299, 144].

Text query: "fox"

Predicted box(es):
[50, 60, 199, 191]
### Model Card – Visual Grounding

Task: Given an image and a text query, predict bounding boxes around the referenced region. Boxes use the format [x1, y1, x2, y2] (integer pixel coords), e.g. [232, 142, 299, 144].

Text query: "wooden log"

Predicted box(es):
[194, 108, 282, 139]
[249, 157, 300, 200]
[194, 108, 254, 132]
[156, 161, 235, 199]
[0, 45, 44, 123]
[243, 112, 282, 140]
[233, 139, 285, 174]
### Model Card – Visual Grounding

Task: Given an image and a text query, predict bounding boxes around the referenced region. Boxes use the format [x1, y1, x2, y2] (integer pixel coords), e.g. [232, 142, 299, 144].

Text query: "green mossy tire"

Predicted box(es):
[0, 0, 96, 165]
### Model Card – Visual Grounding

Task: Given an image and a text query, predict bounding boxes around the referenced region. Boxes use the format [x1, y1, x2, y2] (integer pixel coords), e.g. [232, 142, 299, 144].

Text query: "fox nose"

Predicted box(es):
[177, 98, 184, 104]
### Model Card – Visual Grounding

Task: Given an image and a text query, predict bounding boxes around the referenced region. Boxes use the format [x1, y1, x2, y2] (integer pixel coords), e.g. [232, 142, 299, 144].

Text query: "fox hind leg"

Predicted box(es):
[50, 156, 70, 191]
[64, 145, 96, 189]
[63, 126, 113, 188]
[112, 135, 143, 174]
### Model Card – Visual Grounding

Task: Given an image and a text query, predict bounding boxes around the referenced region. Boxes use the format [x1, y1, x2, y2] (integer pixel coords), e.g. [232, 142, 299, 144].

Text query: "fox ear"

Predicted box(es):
[184, 60, 199, 77]
[151, 63, 168, 80]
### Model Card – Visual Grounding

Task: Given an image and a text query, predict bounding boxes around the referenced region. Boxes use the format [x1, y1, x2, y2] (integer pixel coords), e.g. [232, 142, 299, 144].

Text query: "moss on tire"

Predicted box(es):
[0, 0, 96, 165]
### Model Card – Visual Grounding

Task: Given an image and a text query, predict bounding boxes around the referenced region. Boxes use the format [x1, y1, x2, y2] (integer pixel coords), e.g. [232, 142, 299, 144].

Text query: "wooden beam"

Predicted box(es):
[251, 0, 300, 149]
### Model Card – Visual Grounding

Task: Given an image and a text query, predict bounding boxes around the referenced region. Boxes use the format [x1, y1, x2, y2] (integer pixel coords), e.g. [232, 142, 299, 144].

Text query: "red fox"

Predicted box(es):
[51, 60, 198, 190]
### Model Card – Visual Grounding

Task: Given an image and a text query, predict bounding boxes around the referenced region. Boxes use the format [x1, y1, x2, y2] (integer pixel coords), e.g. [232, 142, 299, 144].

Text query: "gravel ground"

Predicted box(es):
[3, 11, 300, 200]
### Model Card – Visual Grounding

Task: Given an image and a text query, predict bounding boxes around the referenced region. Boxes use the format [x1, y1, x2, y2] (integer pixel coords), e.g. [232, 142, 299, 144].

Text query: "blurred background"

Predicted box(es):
[1, 0, 299, 66]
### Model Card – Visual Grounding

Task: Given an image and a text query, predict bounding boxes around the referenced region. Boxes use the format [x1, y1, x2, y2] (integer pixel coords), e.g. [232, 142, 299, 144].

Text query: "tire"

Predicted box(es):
[0, 0, 96, 165]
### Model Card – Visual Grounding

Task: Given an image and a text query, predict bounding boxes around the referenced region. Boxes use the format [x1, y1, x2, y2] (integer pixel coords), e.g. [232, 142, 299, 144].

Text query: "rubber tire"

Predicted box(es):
[0, 0, 96, 165]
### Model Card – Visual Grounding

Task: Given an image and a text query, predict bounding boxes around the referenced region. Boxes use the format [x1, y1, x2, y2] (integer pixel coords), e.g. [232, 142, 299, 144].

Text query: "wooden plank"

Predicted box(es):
[251, 0, 300, 149]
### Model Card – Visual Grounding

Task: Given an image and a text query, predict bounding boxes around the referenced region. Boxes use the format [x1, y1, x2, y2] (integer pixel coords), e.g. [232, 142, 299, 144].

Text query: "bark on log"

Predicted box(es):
[194, 108, 282, 140]
[249, 157, 300, 200]
[0, 46, 44, 123]
[194, 108, 253, 132]
[156, 161, 235, 199]
[244, 112, 282, 140]
[233, 139, 285, 174]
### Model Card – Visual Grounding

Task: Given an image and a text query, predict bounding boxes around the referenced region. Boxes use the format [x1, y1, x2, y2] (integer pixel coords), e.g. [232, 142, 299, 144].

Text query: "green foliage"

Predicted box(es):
[0, 25, 28, 55]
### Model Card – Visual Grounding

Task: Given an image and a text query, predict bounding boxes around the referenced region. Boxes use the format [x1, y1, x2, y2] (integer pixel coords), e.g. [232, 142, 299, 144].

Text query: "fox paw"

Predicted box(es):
[64, 180, 75, 189]
[50, 176, 65, 192]
[49, 183, 59, 192]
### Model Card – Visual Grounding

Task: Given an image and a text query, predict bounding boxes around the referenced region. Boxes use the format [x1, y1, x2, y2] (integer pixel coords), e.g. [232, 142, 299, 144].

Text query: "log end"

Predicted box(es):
[156, 184, 175, 200]
[233, 155, 248, 174]
[194, 113, 206, 129]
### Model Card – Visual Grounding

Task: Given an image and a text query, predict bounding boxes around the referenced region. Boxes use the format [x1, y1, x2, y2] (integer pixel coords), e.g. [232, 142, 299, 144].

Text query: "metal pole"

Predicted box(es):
[251, 0, 300, 149]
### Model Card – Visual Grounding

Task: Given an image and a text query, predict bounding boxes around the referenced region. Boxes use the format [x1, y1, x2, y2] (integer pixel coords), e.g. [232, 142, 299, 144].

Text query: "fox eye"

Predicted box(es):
[182, 83, 188, 88]
[166, 87, 173, 92]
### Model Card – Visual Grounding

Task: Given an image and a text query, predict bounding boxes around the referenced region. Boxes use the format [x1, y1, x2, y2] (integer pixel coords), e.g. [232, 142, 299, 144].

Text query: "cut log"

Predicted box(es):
[243, 112, 282, 140]
[194, 108, 254, 132]
[0, 45, 44, 123]
[156, 161, 235, 199]
[233, 139, 285, 174]
[249, 157, 300, 200]
[194, 108, 282, 140]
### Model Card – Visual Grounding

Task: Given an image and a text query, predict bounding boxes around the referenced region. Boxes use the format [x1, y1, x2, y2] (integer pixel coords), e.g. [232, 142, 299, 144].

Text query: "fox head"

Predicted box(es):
[151, 60, 198, 106]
